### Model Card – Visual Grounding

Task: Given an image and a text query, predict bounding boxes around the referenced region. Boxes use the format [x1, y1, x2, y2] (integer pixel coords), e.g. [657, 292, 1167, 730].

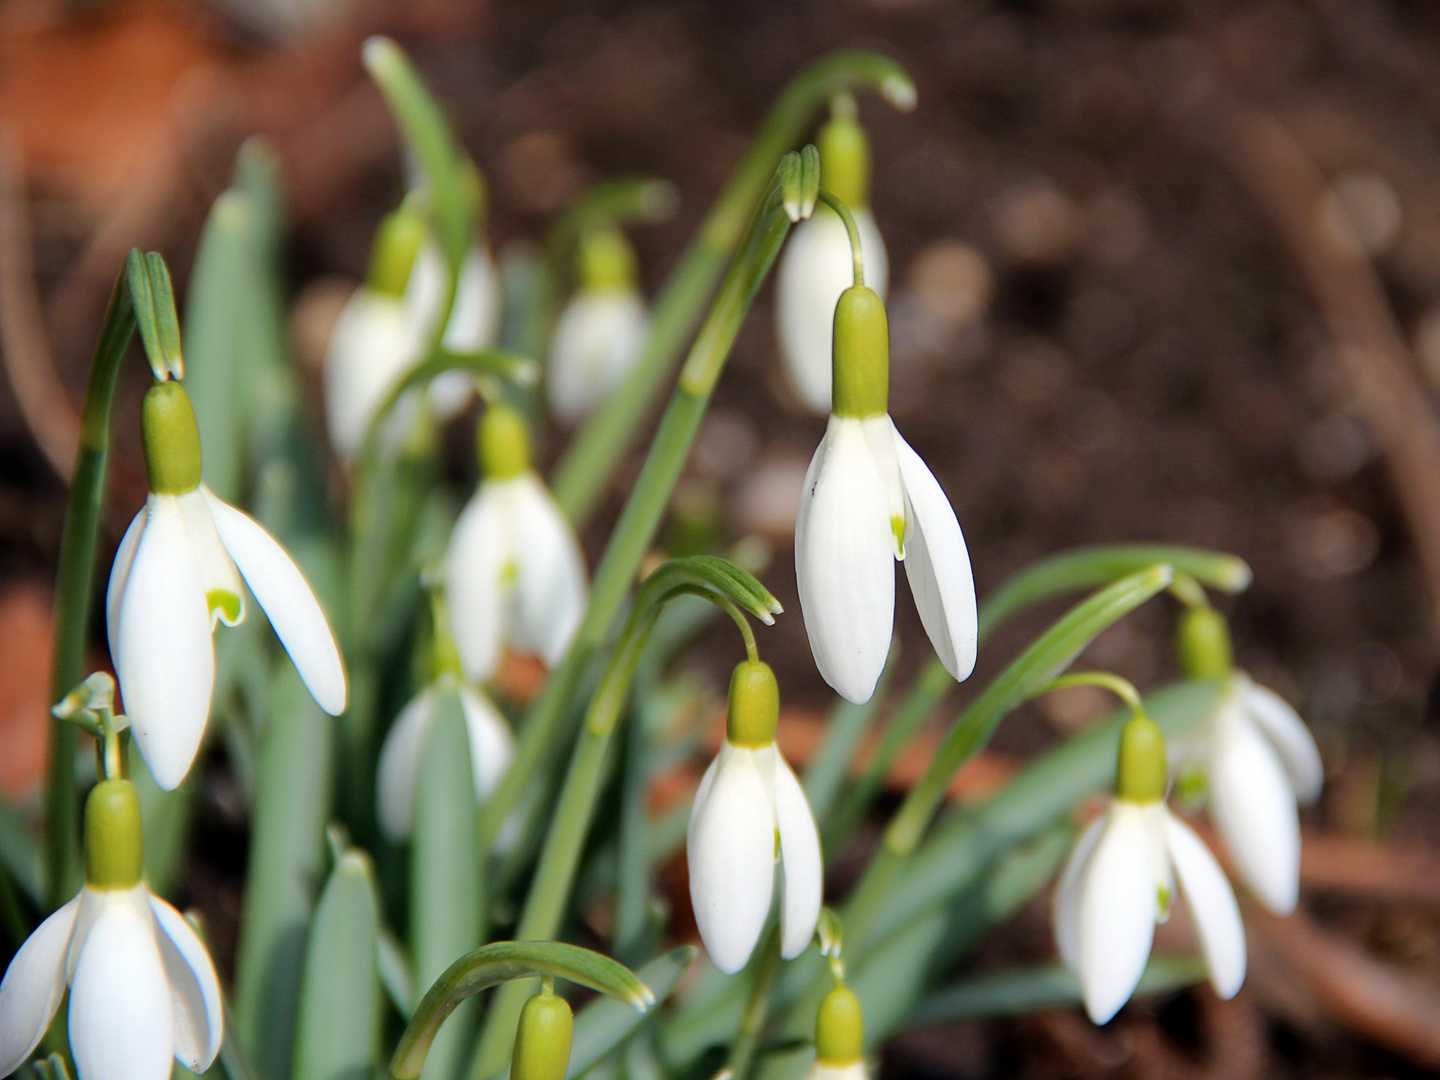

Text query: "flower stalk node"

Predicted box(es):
[479, 403, 532, 480]
[818, 95, 870, 212]
[83, 779, 142, 890]
[815, 984, 863, 1066]
[830, 286, 888, 419]
[578, 226, 638, 291]
[1116, 713, 1168, 803]
[141, 381, 202, 495]
[511, 987, 573, 1080]
[367, 200, 427, 298]
[1177, 605, 1233, 680]
[727, 660, 779, 748]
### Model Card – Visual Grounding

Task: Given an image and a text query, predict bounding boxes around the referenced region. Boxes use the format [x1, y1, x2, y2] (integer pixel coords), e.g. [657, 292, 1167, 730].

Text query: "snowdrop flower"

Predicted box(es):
[1054, 712, 1246, 1025]
[0, 780, 223, 1080]
[377, 677, 514, 840]
[443, 404, 587, 683]
[405, 239, 504, 415]
[795, 282, 976, 704]
[1173, 606, 1324, 915]
[804, 983, 866, 1080]
[108, 381, 346, 789]
[325, 202, 429, 459]
[776, 95, 889, 414]
[688, 661, 822, 974]
[547, 226, 649, 424]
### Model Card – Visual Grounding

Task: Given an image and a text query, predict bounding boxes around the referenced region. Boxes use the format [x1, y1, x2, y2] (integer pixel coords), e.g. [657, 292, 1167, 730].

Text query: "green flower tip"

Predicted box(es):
[831, 285, 889, 419]
[727, 659, 779, 748]
[141, 380, 202, 495]
[462, 158, 489, 226]
[815, 984, 864, 1066]
[1176, 606, 1233, 681]
[1115, 712, 1168, 804]
[367, 201, 427, 298]
[511, 989, 574, 1080]
[85, 779, 143, 890]
[819, 94, 871, 211]
[479, 403, 532, 480]
[578, 226, 638, 292]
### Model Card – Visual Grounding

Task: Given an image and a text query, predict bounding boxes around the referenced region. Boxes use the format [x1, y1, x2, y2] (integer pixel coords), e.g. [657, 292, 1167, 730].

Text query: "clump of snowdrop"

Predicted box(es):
[0, 779, 223, 1080]
[108, 379, 346, 789]
[443, 403, 588, 683]
[777, 95, 889, 413]
[547, 226, 650, 424]
[1054, 706, 1246, 1025]
[687, 659, 822, 973]
[794, 231, 976, 704]
[1171, 604, 1324, 915]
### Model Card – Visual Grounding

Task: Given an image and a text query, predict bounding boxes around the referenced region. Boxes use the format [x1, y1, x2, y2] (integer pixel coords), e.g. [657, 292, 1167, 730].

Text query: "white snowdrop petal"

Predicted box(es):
[687, 744, 776, 974]
[1210, 707, 1302, 914]
[176, 489, 244, 628]
[324, 289, 421, 460]
[892, 426, 977, 682]
[205, 490, 347, 716]
[795, 419, 896, 704]
[1053, 815, 1107, 975]
[105, 508, 145, 660]
[1076, 805, 1160, 1025]
[376, 689, 437, 842]
[69, 894, 174, 1080]
[148, 895, 223, 1071]
[1240, 679, 1324, 803]
[443, 245, 503, 354]
[548, 290, 649, 424]
[0, 894, 80, 1076]
[807, 1062, 868, 1080]
[443, 486, 510, 683]
[686, 753, 722, 853]
[459, 685, 515, 800]
[509, 474, 588, 667]
[118, 495, 214, 792]
[773, 753, 824, 959]
[1164, 814, 1247, 1000]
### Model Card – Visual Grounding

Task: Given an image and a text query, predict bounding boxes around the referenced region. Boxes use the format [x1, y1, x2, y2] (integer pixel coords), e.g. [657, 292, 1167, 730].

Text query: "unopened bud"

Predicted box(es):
[85, 779, 143, 890]
[1115, 713, 1168, 804]
[1177, 606, 1233, 681]
[479, 404, 531, 480]
[511, 988, 573, 1080]
[831, 286, 889, 420]
[141, 381, 203, 495]
[815, 984, 863, 1066]
[727, 660, 779, 748]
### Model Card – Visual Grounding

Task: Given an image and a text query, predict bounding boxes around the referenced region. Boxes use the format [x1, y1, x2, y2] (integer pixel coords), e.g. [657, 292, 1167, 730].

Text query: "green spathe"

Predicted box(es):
[141, 380, 203, 495]
[727, 659, 779, 748]
[815, 983, 863, 1066]
[367, 201, 427, 298]
[85, 778, 143, 890]
[480, 404, 532, 480]
[511, 989, 573, 1080]
[1177, 606, 1233, 681]
[832, 286, 889, 419]
[1115, 713, 1167, 803]
[818, 95, 870, 211]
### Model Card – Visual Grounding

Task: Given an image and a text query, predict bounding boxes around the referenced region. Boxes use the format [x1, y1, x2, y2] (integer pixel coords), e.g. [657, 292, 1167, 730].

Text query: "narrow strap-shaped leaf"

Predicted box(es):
[124, 249, 183, 380]
[393, 942, 655, 1079]
[566, 947, 695, 1079]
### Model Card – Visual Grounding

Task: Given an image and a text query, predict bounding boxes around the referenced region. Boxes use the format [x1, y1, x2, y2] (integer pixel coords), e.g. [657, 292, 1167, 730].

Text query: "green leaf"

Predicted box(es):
[409, 687, 482, 1080]
[0, 795, 41, 906]
[803, 651, 894, 822]
[906, 957, 1207, 1027]
[292, 849, 382, 1080]
[567, 947, 695, 1079]
[393, 942, 657, 1079]
[129, 741, 193, 899]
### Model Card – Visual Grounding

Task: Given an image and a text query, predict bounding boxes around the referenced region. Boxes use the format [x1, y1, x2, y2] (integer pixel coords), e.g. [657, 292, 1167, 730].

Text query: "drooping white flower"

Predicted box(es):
[777, 206, 888, 414]
[547, 290, 649, 424]
[687, 661, 822, 974]
[324, 286, 427, 460]
[1176, 674, 1323, 915]
[443, 405, 587, 683]
[108, 382, 346, 790]
[406, 240, 504, 416]
[1054, 714, 1245, 1025]
[376, 679, 514, 840]
[0, 780, 222, 1080]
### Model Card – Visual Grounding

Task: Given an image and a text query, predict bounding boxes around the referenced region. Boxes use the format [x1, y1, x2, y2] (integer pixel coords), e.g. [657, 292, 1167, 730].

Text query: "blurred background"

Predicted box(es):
[3, 0, 1440, 1076]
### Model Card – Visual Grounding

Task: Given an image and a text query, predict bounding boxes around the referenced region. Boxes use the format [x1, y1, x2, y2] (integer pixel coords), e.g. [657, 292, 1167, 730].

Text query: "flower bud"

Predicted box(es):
[815, 984, 863, 1066]
[1115, 713, 1167, 803]
[1177, 606, 1233, 681]
[479, 403, 531, 480]
[367, 202, 427, 299]
[726, 659, 779, 748]
[141, 380, 203, 495]
[84, 778, 143, 890]
[818, 95, 870, 212]
[578, 227, 638, 292]
[831, 286, 889, 420]
[511, 989, 573, 1080]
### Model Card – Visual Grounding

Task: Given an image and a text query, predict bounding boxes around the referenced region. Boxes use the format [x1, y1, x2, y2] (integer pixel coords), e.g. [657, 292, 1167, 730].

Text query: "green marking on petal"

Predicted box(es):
[892, 514, 906, 557]
[209, 589, 243, 626]
[1157, 884, 1171, 917]
[501, 560, 519, 587]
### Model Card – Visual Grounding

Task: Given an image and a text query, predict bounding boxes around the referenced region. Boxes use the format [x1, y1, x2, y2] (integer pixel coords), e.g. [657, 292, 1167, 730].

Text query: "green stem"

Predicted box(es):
[1041, 672, 1144, 716]
[551, 50, 915, 526]
[815, 190, 864, 288]
[45, 265, 138, 909]
[724, 926, 782, 1080]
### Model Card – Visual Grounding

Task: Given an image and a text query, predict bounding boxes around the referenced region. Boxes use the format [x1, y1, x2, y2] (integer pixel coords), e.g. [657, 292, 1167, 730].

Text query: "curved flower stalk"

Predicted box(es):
[1173, 605, 1324, 915]
[443, 404, 588, 683]
[108, 381, 346, 789]
[688, 660, 822, 974]
[0, 780, 223, 1080]
[1054, 703, 1245, 1025]
[777, 96, 889, 414]
[795, 238, 975, 704]
[548, 226, 650, 425]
